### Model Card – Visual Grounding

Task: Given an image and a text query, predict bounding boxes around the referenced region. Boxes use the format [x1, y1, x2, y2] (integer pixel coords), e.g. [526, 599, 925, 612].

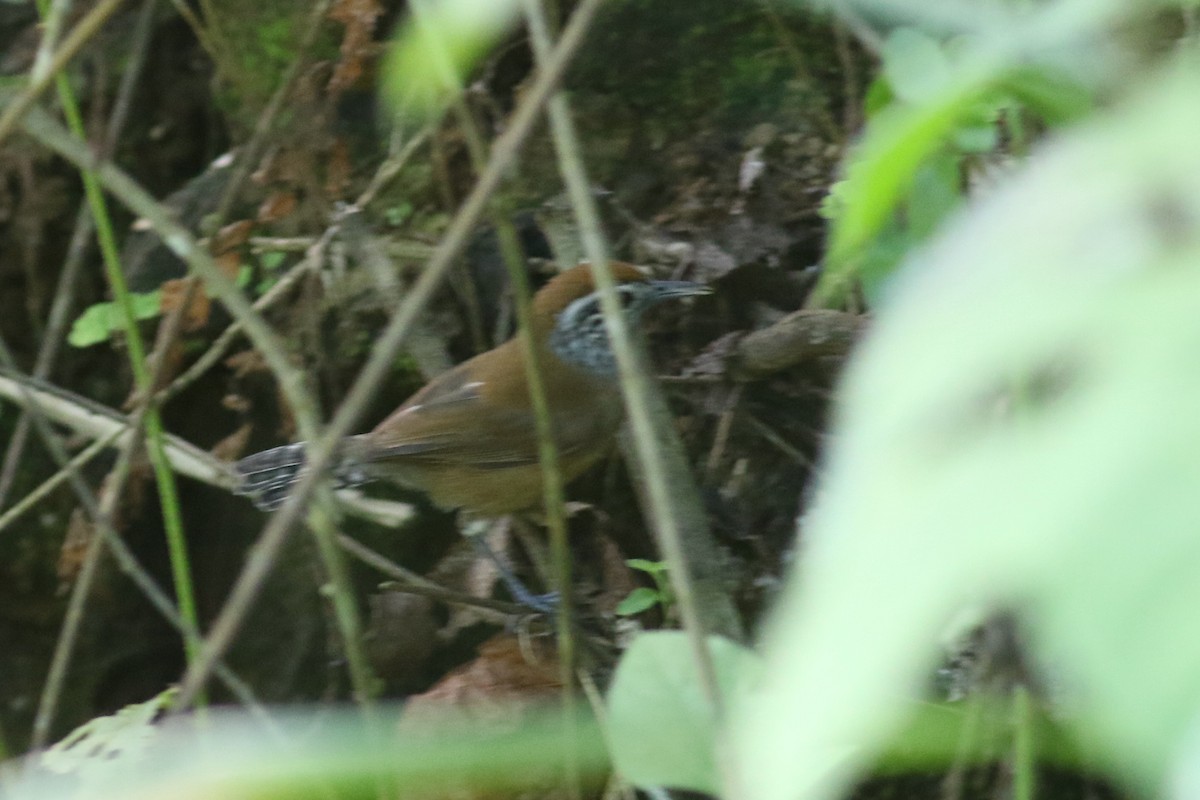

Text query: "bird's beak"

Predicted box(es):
[647, 279, 713, 302]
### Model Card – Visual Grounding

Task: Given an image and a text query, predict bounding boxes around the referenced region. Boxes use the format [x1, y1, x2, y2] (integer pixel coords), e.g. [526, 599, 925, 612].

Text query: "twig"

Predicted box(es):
[704, 385, 743, 479]
[412, 0, 576, 714]
[0, 0, 131, 146]
[0, 0, 158, 511]
[0, 432, 120, 537]
[47, 25, 204, 701]
[171, 0, 608, 709]
[21, 104, 385, 717]
[0, 337, 197, 746]
[355, 125, 434, 209]
[157, 253, 313, 404]
[730, 308, 864, 380]
[0, 366, 234, 487]
[30, 0, 71, 83]
[210, 0, 333, 225]
[0, 366, 415, 529]
[519, 1, 744, 798]
[337, 534, 522, 621]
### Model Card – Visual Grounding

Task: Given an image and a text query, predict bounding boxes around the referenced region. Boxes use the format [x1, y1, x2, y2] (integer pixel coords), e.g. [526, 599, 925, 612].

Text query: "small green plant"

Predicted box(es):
[616, 558, 675, 616]
[68, 290, 163, 348]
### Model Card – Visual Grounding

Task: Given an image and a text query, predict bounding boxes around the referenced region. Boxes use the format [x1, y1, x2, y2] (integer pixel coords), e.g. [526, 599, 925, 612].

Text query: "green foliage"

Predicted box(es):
[816, 25, 1093, 305]
[68, 290, 162, 348]
[382, 0, 522, 119]
[616, 558, 675, 616]
[734, 57, 1200, 800]
[5, 705, 607, 799]
[607, 632, 759, 793]
[40, 689, 176, 788]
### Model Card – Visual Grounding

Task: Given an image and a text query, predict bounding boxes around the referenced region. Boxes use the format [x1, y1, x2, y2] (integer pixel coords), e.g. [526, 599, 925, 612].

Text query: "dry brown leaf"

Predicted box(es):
[57, 507, 94, 586]
[327, 0, 383, 95]
[224, 348, 269, 378]
[210, 422, 252, 462]
[325, 138, 353, 200]
[159, 278, 211, 333]
[256, 191, 298, 223]
[403, 634, 562, 725]
[213, 219, 254, 254]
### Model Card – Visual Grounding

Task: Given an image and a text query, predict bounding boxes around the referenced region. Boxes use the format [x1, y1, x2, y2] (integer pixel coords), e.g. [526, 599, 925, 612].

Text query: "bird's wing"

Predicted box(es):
[363, 349, 608, 468]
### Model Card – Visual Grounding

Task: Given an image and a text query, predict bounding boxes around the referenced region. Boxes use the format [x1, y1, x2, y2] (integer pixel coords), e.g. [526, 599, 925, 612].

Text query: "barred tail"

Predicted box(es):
[233, 441, 369, 511]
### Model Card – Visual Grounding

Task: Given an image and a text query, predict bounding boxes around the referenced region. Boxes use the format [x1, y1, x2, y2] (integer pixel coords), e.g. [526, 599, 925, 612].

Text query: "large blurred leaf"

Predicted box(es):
[733, 61, 1200, 800]
[607, 632, 759, 794]
[811, 0, 1138, 306]
[4, 705, 607, 800]
[382, 0, 520, 118]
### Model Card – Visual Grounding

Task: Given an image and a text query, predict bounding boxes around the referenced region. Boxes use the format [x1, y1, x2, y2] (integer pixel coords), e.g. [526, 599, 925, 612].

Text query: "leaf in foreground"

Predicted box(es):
[734, 62, 1200, 800]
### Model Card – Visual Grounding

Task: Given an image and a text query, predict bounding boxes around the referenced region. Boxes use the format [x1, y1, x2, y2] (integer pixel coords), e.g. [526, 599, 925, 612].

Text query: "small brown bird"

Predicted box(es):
[233, 262, 710, 515]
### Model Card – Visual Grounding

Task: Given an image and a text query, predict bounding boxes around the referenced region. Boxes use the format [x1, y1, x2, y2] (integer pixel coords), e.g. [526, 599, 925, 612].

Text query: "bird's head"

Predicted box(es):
[534, 262, 711, 374]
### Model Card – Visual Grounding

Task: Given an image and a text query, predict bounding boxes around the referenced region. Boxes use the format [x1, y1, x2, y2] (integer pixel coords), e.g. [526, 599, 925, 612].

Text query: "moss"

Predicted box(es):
[204, 0, 341, 129]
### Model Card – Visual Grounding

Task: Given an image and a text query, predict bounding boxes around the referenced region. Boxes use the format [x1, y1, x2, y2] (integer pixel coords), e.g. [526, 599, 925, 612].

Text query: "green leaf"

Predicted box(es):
[815, 68, 997, 305]
[10, 706, 608, 800]
[260, 250, 286, 271]
[382, 0, 521, 119]
[733, 63, 1200, 800]
[607, 632, 759, 794]
[1000, 67, 1095, 126]
[616, 587, 661, 616]
[881, 28, 952, 104]
[625, 558, 668, 575]
[68, 291, 162, 348]
[41, 689, 176, 786]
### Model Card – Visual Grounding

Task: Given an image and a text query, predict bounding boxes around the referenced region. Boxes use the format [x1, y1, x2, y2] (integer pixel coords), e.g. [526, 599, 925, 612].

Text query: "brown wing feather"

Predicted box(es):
[362, 339, 621, 468]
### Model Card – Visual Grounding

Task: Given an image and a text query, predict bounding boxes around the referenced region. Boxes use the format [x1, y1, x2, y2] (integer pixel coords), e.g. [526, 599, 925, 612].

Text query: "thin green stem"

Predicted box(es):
[0, 0, 157, 513]
[169, 0, 606, 709]
[0, 0, 130, 145]
[520, 0, 743, 796]
[1011, 685, 1037, 800]
[36, 0, 202, 701]
[0, 430, 118, 537]
[412, 0, 575, 692]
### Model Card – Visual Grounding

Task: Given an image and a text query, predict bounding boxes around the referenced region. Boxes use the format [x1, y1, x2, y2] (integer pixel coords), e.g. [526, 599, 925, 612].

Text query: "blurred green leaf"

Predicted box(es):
[382, 0, 521, 119]
[68, 290, 162, 348]
[41, 689, 176, 787]
[7, 705, 607, 800]
[734, 62, 1200, 800]
[608, 632, 759, 793]
[881, 28, 953, 104]
[616, 587, 662, 616]
[1000, 68, 1095, 125]
[815, 64, 998, 304]
[626, 558, 668, 575]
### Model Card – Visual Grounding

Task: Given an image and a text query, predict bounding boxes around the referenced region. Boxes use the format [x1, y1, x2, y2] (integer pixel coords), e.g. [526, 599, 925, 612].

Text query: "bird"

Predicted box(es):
[232, 262, 711, 516]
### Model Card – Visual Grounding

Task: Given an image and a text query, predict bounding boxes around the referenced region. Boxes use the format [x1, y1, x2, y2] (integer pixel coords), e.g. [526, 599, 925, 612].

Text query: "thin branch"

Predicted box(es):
[0, 0, 131, 146]
[20, 104, 384, 716]
[171, 0, 607, 708]
[0, 431, 120, 537]
[0, 0, 158, 511]
[411, 0, 576, 706]
[0, 367, 229, 486]
[30, 0, 72, 84]
[0, 366, 414, 527]
[42, 0, 204, 698]
[337, 534, 523, 621]
[519, 0, 743, 797]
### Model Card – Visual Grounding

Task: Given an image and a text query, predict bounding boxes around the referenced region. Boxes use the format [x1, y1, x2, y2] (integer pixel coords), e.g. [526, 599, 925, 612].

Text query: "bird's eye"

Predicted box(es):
[618, 287, 639, 308]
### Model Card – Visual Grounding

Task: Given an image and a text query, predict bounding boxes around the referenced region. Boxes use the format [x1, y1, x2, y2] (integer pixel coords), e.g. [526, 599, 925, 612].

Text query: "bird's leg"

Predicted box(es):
[461, 515, 559, 614]
[510, 514, 554, 588]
